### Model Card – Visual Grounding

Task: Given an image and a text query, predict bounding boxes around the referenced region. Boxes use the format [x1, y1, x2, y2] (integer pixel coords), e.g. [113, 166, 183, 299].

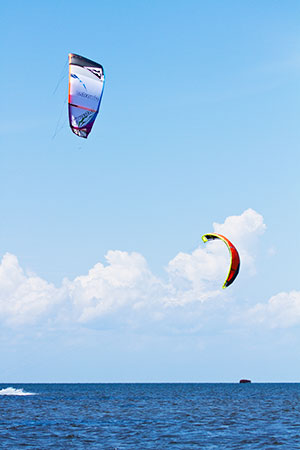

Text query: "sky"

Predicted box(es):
[1, 0, 300, 382]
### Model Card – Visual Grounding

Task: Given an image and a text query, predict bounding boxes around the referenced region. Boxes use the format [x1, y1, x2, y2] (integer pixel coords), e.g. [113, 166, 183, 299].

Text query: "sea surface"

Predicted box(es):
[0, 383, 300, 449]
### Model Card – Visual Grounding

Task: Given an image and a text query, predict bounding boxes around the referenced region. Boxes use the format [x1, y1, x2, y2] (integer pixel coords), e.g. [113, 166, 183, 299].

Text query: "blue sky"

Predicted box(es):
[1, 0, 300, 382]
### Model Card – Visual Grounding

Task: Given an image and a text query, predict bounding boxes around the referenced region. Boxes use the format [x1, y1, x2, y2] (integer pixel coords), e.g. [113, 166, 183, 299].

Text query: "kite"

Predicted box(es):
[68, 53, 105, 138]
[202, 233, 240, 288]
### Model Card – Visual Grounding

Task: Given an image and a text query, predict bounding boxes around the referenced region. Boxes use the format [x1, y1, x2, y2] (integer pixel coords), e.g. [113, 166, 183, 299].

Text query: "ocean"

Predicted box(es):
[0, 383, 299, 449]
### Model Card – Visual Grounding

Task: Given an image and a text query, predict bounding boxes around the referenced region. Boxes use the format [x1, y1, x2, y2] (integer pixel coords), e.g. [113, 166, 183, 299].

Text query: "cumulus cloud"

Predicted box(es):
[167, 208, 266, 291]
[0, 253, 61, 325]
[0, 209, 266, 329]
[213, 208, 266, 275]
[66, 250, 165, 323]
[246, 291, 300, 328]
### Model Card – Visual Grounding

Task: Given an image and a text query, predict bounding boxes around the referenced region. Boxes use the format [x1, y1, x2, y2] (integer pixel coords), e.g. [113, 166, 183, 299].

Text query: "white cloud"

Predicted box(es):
[213, 208, 266, 275]
[66, 250, 164, 323]
[213, 208, 266, 241]
[246, 291, 300, 328]
[0, 209, 267, 330]
[0, 253, 61, 325]
[167, 208, 266, 292]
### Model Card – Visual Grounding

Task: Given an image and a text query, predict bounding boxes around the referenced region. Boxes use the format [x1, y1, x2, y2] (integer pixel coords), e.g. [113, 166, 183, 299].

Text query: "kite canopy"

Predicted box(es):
[68, 53, 105, 138]
[202, 233, 240, 288]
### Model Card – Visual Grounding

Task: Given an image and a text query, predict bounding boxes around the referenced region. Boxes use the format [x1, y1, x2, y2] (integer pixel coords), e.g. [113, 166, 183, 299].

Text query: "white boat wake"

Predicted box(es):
[0, 387, 36, 396]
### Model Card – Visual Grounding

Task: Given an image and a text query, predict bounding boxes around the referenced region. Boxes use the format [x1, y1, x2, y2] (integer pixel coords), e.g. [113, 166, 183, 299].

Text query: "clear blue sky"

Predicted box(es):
[1, 0, 300, 382]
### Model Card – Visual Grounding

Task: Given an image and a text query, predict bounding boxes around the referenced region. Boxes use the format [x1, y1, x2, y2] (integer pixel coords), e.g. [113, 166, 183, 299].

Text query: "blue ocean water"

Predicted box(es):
[0, 383, 300, 449]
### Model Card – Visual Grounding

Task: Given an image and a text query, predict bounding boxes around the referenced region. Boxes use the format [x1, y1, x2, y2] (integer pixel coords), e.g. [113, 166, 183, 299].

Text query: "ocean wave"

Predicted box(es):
[0, 387, 36, 396]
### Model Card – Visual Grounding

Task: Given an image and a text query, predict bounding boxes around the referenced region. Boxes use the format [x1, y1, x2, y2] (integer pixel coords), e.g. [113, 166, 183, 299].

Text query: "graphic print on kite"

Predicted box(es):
[68, 53, 105, 138]
[202, 233, 240, 288]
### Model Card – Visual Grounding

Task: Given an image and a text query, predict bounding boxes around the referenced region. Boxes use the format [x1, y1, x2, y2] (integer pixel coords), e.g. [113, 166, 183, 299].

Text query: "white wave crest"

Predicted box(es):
[0, 387, 36, 396]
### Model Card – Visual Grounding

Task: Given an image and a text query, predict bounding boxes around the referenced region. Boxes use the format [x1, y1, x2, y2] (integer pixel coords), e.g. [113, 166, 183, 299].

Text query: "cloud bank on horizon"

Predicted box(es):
[0, 208, 291, 331]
